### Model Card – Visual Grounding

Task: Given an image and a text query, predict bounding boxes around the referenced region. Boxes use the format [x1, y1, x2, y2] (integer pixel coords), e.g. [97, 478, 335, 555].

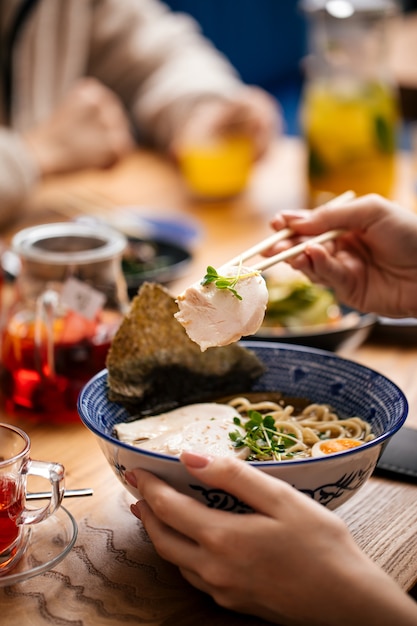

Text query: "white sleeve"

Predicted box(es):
[88, 0, 243, 147]
[0, 130, 39, 227]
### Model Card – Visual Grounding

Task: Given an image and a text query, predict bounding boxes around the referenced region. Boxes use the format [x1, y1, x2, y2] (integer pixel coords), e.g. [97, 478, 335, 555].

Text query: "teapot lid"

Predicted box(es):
[12, 222, 127, 265]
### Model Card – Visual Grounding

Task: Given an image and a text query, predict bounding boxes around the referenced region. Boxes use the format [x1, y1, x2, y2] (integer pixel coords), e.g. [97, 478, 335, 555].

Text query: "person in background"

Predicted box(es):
[0, 0, 279, 228]
[127, 194, 417, 625]
[163, 0, 307, 136]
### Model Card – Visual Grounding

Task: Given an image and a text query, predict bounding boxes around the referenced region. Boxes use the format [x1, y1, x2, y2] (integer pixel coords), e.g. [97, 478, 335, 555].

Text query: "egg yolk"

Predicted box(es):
[319, 438, 363, 454]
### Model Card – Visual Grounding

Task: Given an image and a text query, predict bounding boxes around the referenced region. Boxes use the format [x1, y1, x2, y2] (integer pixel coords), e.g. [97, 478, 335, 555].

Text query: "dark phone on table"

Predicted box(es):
[374, 426, 417, 482]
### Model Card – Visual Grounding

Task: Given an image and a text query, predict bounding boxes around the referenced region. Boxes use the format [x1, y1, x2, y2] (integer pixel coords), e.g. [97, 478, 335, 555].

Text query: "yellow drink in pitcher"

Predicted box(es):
[302, 80, 398, 206]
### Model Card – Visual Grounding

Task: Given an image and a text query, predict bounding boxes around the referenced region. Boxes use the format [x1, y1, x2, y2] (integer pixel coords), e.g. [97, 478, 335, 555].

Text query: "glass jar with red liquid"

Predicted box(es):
[0, 222, 128, 423]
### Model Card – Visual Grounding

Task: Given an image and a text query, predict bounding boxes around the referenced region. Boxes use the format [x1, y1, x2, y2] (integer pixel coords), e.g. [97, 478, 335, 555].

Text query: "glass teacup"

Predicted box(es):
[0, 423, 65, 574]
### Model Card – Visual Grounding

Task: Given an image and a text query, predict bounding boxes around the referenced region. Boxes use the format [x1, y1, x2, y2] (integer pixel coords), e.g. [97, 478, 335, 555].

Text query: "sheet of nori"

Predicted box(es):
[106, 283, 265, 416]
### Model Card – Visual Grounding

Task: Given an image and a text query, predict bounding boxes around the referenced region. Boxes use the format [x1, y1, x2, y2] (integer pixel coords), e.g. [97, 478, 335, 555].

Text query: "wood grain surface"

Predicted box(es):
[0, 133, 417, 625]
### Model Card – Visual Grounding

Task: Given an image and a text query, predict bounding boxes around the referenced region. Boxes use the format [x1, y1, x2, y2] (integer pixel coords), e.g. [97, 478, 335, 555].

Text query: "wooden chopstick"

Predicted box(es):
[222, 190, 356, 273]
[253, 228, 343, 271]
[225, 227, 294, 267]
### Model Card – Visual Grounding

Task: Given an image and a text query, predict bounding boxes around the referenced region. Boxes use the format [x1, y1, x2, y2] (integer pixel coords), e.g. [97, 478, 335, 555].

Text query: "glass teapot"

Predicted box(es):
[299, 0, 400, 206]
[0, 222, 128, 423]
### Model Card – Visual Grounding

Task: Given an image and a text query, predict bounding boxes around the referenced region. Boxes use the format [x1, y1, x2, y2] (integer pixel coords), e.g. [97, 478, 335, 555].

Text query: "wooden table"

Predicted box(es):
[1, 136, 417, 626]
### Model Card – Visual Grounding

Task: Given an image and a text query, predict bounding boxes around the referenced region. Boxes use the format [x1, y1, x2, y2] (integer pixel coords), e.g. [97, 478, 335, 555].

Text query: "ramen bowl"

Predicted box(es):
[78, 342, 408, 511]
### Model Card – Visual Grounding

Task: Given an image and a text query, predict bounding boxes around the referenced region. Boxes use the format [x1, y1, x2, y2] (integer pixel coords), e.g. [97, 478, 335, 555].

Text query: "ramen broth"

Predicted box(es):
[114, 392, 374, 461]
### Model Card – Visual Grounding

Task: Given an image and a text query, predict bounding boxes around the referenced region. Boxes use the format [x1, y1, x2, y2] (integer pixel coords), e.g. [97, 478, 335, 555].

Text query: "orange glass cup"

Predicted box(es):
[178, 134, 254, 200]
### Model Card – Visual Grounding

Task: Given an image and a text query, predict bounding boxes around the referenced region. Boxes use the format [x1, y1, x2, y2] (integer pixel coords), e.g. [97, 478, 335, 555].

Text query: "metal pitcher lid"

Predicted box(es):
[12, 222, 127, 265]
[299, 0, 398, 17]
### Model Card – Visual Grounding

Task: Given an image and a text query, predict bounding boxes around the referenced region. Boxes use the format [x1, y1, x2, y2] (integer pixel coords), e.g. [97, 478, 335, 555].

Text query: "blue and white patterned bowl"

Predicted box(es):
[78, 341, 408, 510]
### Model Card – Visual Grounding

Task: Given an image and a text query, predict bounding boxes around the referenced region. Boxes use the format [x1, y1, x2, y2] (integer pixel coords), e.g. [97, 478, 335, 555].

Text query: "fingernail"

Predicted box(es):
[125, 471, 137, 487]
[130, 502, 141, 519]
[181, 451, 211, 469]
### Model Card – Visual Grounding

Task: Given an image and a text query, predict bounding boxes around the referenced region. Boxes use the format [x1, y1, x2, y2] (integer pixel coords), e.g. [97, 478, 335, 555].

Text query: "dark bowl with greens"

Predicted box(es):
[122, 237, 192, 299]
[252, 276, 376, 351]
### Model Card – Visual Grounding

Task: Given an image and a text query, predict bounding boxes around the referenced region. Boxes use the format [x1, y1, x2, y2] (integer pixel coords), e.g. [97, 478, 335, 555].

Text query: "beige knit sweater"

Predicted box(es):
[0, 0, 241, 226]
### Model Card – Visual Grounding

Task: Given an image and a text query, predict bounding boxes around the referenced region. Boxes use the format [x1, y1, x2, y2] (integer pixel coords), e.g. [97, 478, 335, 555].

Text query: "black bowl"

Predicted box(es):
[250, 307, 376, 352]
[370, 316, 417, 345]
[122, 237, 192, 299]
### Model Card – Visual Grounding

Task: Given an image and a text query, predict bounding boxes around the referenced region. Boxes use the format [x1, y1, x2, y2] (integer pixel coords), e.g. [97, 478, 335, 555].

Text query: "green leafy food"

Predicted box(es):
[201, 265, 260, 301]
[122, 254, 169, 276]
[202, 266, 242, 299]
[263, 279, 341, 329]
[229, 409, 298, 461]
[122, 240, 164, 276]
[308, 147, 328, 178]
[374, 115, 395, 154]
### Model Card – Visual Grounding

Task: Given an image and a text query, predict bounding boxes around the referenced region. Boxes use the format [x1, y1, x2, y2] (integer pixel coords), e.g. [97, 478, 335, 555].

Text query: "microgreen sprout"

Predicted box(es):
[201, 263, 260, 300]
[229, 410, 298, 461]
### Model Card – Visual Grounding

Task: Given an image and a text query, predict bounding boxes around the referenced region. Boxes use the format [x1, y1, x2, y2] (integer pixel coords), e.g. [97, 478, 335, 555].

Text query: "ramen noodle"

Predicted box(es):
[228, 396, 374, 460]
[114, 395, 374, 461]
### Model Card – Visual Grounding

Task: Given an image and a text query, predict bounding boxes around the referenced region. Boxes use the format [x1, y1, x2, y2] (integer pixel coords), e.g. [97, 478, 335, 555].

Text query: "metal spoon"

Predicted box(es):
[26, 488, 94, 501]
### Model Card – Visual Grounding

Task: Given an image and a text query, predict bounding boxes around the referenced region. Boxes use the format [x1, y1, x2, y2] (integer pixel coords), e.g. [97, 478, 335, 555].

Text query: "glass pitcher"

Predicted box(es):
[0, 222, 128, 423]
[299, 0, 400, 206]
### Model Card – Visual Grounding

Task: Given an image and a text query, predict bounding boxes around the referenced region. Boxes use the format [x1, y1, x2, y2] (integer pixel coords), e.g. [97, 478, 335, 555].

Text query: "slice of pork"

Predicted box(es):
[175, 265, 268, 351]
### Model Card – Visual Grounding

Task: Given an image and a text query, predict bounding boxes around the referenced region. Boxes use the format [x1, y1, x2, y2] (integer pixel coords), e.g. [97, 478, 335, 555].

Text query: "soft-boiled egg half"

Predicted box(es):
[311, 438, 363, 457]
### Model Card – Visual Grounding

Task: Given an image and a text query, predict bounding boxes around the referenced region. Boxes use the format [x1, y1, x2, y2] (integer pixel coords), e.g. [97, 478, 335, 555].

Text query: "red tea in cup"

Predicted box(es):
[0, 476, 25, 570]
[0, 423, 65, 574]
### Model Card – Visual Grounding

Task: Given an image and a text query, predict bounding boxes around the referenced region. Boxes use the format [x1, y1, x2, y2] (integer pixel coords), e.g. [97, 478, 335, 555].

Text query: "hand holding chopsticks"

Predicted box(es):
[222, 190, 356, 273]
[253, 227, 344, 272]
